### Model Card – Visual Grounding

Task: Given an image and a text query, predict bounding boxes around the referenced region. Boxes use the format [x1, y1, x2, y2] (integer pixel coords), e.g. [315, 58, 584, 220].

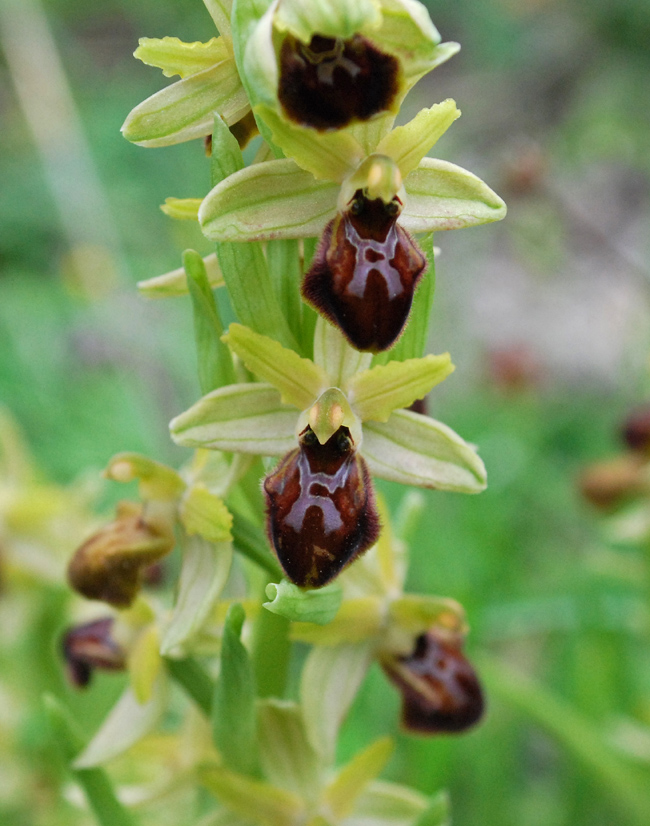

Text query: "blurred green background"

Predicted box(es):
[1, 0, 650, 824]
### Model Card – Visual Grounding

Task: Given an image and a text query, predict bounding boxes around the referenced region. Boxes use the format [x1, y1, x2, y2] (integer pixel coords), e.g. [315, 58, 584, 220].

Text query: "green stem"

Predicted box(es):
[165, 656, 213, 716]
[251, 593, 292, 699]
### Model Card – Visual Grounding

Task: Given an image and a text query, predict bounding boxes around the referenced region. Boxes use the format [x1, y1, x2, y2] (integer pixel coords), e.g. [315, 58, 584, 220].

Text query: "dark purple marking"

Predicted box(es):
[61, 617, 126, 689]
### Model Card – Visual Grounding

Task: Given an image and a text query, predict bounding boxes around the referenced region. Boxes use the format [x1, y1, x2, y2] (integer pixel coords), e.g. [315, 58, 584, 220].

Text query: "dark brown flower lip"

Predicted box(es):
[61, 617, 126, 689]
[277, 33, 400, 131]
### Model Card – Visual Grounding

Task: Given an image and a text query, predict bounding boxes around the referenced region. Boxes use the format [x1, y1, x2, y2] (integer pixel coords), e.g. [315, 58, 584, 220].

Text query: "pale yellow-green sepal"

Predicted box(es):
[274, 0, 382, 41]
[199, 159, 339, 241]
[362, 409, 487, 492]
[137, 253, 224, 298]
[255, 104, 363, 181]
[121, 60, 248, 146]
[170, 383, 297, 456]
[134, 36, 230, 78]
[104, 452, 185, 500]
[388, 594, 467, 647]
[160, 197, 202, 221]
[376, 100, 460, 178]
[352, 780, 431, 825]
[347, 354, 454, 423]
[179, 484, 233, 543]
[323, 737, 394, 821]
[160, 535, 233, 657]
[401, 157, 507, 233]
[290, 596, 384, 644]
[203, 0, 234, 39]
[201, 764, 307, 826]
[223, 324, 327, 409]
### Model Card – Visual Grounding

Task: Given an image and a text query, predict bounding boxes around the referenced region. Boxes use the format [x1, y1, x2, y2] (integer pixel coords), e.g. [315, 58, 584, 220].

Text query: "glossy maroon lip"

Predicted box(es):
[264, 425, 380, 588]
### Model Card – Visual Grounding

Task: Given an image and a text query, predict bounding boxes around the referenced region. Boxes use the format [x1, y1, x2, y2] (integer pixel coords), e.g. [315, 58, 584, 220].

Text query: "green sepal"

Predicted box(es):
[138, 253, 224, 298]
[266, 239, 303, 346]
[43, 696, 137, 826]
[401, 158, 507, 232]
[323, 737, 394, 821]
[313, 317, 372, 387]
[203, 0, 234, 38]
[180, 484, 234, 542]
[255, 104, 362, 181]
[388, 234, 435, 361]
[264, 578, 343, 625]
[300, 642, 373, 763]
[376, 99, 460, 178]
[170, 383, 297, 456]
[104, 452, 185, 500]
[161, 536, 233, 657]
[212, 603, 260, 776]
[134, 36, 230, 78]
[200, 158, 339, 242]
[347, 353, 454, 423]
[185, 249, 237, 393]
[201, 763, 306, 826]
[121, 60, 248, 146]
[274, 0, 381, 41]
[256, 699, 322, 800]
[388, 594, 467, 638]
[362, 410, 487, 492]
[353, 780, 431, 825]
[161, 197, 202, 221]
[223, 324, 327, 409]
[291, 596, 384, 645]
[210, 116, 299, 350]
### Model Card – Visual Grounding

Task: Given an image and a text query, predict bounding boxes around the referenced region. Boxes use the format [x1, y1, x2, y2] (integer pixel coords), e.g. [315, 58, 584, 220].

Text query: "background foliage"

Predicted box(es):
[1, 0, 650, 823]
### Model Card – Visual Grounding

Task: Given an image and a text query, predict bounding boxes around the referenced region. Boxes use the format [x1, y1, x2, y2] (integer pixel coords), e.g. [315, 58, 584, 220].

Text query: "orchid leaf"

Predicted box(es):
[138, 253, 224, 298]
[323, 737, 394, 821]
[256, 699, 322, 800]
[161, 536, 233, 656]
[376, 100, 460, 178]
[170, 383, 296, 456]
[223, 324, 327, 409]
[134, 36, 230, 78]
[264, 579, 343, 625]
[255, 104, 362, 181]
[212, 604, 259, 776]
[401, 158, 507, 232]
[347, 354, 454, 423]
[199, 158, 339, 242]
[362, 410, 487, 492]
[122, 60, 248, 146]
[201, 764, 305, 826]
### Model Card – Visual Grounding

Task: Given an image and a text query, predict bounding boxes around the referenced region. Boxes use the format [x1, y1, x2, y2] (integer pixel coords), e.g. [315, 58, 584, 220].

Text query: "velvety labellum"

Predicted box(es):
[61, 617, 126, 689]
[302, 193, 427, 352]
[264, 426, 380, 587]
[278, 34, 400, 130]
[382, 630, 484, 734]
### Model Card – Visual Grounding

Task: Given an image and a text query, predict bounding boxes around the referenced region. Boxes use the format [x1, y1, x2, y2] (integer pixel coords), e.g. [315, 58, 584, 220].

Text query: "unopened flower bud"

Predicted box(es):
[578, 455, 648, 511]
[621, 405, 650, 455]
[61, 617, 126, 688]
[67, 502, 175, 607]
[382, 629, 484, 734]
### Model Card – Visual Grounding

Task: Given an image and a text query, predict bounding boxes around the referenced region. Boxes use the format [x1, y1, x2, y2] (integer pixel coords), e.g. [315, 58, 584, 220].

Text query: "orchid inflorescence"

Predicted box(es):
[61, 0, 505, 822]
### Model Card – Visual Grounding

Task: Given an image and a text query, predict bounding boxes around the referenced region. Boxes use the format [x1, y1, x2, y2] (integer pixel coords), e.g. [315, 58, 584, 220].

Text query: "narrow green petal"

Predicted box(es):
[203, 0, 234, 38]
[300, 643, 374, 763]
[347, 354, 454, 423]
[180, 485, 234, 543]
[201, 764, 306, 826]
[362, 410, 487, 492]
[388, 594, 467, 638]
[274, 0, 381, 41]
[104, 452, 185, 500]
[264, 579, 343, 625]
[290, 596, 384, 645]
[401, 158, 507, 232]
[376, 100, 460, 178]
[213, 604, 260, 776]
[323, 737, 394, 821]
[351, 780, 430, 826]
[256, 700, 322, 800]
[199, 159, 338, 241]
[138, 253, 224, 298]
[170, 383, 297, 455]
[313, 317, 372, 388]
[160, 197, 202, 220]
[161, 536, 233, 657]
[73, 680, 166, 768]
[256, 104, 362, 181]
[134, 36, 230, 78]
[223, 324, 327, 409]
[121, 60, 249, 147]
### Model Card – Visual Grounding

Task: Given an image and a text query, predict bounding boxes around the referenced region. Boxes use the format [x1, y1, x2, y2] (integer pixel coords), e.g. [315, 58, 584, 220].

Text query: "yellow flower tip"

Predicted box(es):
[106, 460, 135, 483]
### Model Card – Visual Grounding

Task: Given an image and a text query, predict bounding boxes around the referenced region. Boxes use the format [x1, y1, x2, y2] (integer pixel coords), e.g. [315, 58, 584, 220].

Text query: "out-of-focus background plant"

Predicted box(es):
[1, 0, 649, 824]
